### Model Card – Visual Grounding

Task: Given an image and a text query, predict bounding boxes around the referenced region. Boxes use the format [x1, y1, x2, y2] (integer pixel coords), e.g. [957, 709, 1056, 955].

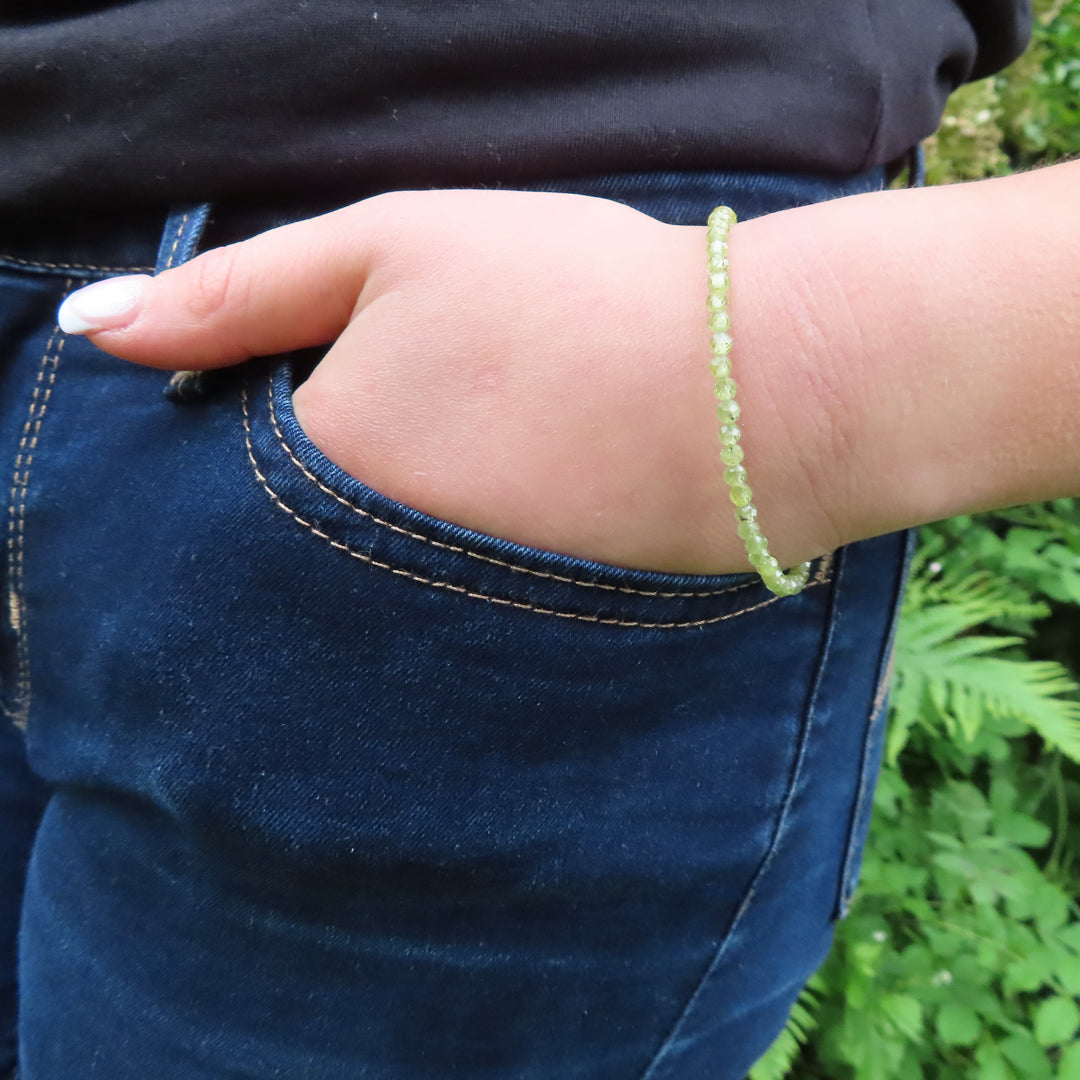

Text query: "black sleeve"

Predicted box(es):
[955, 0, 1034, 80]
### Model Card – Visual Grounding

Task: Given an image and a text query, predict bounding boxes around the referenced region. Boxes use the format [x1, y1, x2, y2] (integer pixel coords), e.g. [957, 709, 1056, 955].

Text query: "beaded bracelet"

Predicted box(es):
[707, 206, 810, 597]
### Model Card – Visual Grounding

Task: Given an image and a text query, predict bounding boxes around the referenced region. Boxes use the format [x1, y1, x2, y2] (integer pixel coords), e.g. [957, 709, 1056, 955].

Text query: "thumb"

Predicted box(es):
[56, 208, 371, 369]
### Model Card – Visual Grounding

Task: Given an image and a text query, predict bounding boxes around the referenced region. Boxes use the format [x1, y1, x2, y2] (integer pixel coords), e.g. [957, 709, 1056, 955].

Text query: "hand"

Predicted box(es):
[58, 189, 831, 575]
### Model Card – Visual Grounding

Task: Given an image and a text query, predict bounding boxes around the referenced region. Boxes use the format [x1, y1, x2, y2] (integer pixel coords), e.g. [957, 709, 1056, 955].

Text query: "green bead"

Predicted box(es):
[709, 271, 730, 292]
[723, 464, 748, 487]
[715, 398, 740, 424]
[709, 309, 732, 334]
[728, 482, 753, 508]
[767, 569, 808, 597]
[708, 253, 729, 273]
[709, 354, 730, 379]
[749, 552, 780, 574]
[736, 518, 760, 542]
[719, 443, 743, 466]
[736, 503, 757, 524]
[714, 376, 738, 401]
[708, 207, 736, 228]
[746, 534, 769, 557]
[710, 331, 733, 355]
[718, 423, 742, 446]
[707, 288, 728, 312]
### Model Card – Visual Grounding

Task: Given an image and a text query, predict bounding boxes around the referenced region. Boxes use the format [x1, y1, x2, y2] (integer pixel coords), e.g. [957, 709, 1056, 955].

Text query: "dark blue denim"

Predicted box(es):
[1, 167, 910, 1080]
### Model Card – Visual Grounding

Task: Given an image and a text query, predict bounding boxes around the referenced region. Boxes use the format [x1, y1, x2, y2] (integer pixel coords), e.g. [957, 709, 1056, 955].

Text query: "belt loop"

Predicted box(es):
[158, 203, 213, 401]
[156, 203, 212, 274]
[906, 143, 926, 189]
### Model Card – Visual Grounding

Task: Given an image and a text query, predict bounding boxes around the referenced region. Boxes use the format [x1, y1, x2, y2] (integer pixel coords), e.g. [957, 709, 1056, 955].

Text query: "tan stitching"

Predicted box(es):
[813, 552, 834, 585]
[245, 376, 827, 629]
[162, 213, 189, 271]
[266, 377, 756, 601]
[5, 298, 71, 727]
[868, 650, 895, 726]
[0, 253, 154, 274]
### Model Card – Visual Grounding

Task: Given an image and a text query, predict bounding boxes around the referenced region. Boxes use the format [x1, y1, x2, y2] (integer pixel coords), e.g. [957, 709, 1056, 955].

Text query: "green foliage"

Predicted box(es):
[998, 0, 1080, 168]
[749, 512, 1080, 1080]
[922, 0, 1080, 185]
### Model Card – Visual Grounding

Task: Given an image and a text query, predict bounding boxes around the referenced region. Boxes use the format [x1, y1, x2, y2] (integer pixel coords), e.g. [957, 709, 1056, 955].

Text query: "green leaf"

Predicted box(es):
[1058, 924, 1080, 954]
[975, 1038, 1013, 1080]
[1003, 955, 1050, 997]
[1059, 1040, 1080, 1080]
[936, 1001, 982, 1046]
[881, 993, 924, 1043]
[1055, 952, 1080, 996]
[996, 810, 1052, 849]
[1031, 882, 1072, 934]
[1033, 996, 1080, 1046]
[1001, 1031, 1054, 1078]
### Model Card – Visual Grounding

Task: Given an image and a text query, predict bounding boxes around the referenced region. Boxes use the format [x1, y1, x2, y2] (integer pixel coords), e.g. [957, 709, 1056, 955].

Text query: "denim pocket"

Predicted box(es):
[240, 355, 827, 631]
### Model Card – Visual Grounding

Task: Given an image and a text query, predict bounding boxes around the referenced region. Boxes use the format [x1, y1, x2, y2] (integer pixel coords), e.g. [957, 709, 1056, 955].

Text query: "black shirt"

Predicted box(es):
[0, 0, 1032, 216]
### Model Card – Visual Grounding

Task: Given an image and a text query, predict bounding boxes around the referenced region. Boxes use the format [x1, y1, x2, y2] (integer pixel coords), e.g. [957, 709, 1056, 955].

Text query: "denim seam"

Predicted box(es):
[3, 299, 71, 728]
[244, 376, 831, 628]
[0, 253, 154, 275]
[161, 212, 190, 271]
[266, 372, 831, 602]
[836, 531, 914, 915]
[639, 549, 843, 1079]
[833, 650, 894, 918]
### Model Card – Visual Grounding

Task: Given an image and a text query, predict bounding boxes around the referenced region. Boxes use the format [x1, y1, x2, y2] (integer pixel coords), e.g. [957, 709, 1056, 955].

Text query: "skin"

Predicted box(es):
[66, 162, 1080, 575]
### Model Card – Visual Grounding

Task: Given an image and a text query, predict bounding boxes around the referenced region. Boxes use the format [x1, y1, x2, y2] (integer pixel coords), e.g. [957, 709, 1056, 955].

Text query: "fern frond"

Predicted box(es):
[747, 992, 818, 1080]
[892, 622, 1080, 762]
[947, 657, 1080, 761]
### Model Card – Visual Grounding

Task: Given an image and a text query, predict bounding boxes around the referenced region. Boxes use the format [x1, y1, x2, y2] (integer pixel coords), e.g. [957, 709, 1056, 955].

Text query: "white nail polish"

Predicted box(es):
[57, 275, 151, 335]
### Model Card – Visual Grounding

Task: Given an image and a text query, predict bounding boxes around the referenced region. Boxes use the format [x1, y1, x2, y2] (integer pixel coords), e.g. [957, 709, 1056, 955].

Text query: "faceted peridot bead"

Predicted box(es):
[718, 423, 742, 446]
[769, 573, 802, 597]
[711, 331, 733, 355]
[715, 377, 738, 401]
[749, 552, 780, 574]
[745, 533, 769, 557]
[728, 482, 753, 508]
[736, 519, 760, 542]
[719, 443, 743, 466]
[708, 310, 731, 334]
[709, 354, 730, 380]
[716, 399, 740, 424]
[723, 464, 748, 488]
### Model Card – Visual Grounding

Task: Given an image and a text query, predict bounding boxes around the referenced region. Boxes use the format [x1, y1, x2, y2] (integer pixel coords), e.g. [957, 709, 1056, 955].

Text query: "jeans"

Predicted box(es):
[1, 165, 911, 1080]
